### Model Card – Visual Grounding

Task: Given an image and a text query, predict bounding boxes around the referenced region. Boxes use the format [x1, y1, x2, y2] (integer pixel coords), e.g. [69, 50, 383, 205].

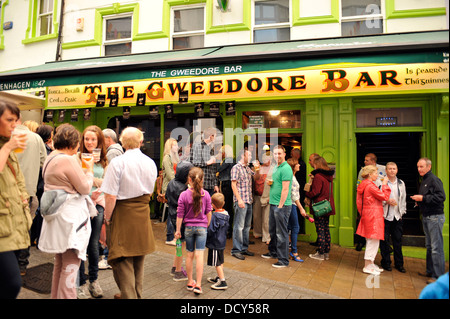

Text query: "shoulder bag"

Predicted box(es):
[311, 181, 332, 217]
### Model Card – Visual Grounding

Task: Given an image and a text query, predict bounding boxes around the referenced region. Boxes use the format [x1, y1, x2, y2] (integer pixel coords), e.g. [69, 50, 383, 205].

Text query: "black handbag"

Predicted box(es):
[311, 181, 332, 217]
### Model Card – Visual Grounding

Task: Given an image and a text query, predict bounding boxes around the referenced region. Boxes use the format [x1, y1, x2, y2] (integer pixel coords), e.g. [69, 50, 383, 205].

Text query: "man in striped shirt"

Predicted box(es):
[230, 149, 256, 260]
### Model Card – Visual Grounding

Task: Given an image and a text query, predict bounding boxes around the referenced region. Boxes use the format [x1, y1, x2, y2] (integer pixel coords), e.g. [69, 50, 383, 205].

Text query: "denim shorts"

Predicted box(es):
[184, 226, 207, 252]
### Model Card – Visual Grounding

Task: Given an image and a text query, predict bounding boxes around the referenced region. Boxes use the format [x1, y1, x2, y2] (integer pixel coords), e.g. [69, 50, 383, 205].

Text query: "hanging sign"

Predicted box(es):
[249, 115, 264, 128]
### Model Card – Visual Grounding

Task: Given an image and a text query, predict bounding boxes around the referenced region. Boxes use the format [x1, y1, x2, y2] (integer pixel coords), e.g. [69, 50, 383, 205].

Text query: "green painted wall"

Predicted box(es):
[49, 92, 448, 260]
[299, 94, 448, 261]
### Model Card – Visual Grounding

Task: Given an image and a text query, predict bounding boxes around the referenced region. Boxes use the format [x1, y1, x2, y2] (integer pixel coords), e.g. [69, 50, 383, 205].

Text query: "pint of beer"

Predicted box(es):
[11, 130, 27, 153]
[81, 153, 93, 170]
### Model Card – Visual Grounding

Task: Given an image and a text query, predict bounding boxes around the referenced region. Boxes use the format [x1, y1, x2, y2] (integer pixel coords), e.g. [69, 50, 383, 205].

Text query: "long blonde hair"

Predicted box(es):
[163, 138, 179, 164]
[189, 167, 204, 217]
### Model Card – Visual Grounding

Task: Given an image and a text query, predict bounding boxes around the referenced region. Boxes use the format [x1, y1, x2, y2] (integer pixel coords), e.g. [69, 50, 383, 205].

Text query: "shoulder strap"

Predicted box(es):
[6, 159, 16, 179]
[42, 153, 64, 178]
[329, 180, 332, 200]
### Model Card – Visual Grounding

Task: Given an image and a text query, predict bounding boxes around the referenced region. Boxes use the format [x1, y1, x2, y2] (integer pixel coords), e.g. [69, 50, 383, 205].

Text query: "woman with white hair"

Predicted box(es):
[356, 165, 390, 275]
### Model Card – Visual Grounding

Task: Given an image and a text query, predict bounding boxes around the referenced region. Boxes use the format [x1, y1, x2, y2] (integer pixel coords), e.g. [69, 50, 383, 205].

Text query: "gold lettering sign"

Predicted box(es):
[47, 63, 449, 108]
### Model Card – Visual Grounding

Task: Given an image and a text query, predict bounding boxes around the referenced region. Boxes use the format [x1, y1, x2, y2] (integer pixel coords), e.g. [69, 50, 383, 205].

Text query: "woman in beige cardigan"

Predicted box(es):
[0, 101, 31, 299]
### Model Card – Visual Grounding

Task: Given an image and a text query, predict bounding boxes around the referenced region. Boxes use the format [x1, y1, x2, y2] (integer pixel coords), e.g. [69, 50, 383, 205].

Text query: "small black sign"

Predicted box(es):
[225, 101, 235, 116]
[165, 104, 173, 118]
[70, 109, 79, 122]
[58, 110, 65, 122]
[149, 105, 159, 119]
[83, 109, 91, 121]
[209, 102, 220, 117]
[136, 93, 146, 106]
[123, 106, 131, 120]
[179, 91, 188, 104]
[45, 110, 54, 122]
[195, 102, 204, 117]
[109, 94, 118, 107]
[96, 94, 106, 107]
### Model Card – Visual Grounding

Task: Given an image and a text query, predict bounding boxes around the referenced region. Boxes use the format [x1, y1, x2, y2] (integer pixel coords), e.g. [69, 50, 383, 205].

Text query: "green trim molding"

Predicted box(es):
[206, 0, 250, 34]
[292, 0, 339, 26]
[22, 0, 59, 44]
[385, 0, 447, 19]
[0, 0, 9, 50]
[62, 3, 143, 50]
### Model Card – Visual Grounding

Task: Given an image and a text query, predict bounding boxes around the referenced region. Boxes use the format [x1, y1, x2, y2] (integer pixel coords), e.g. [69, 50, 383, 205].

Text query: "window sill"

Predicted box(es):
[22, 33, 58, 44]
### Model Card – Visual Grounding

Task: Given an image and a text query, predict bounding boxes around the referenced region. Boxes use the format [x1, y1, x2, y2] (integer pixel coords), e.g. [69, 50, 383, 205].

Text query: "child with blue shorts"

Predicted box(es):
[175, 167, 212, 295]
[206, 193, 230, 290]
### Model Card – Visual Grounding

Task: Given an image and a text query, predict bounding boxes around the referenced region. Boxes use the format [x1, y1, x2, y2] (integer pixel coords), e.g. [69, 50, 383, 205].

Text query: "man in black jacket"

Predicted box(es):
[411, 158, 446, 284]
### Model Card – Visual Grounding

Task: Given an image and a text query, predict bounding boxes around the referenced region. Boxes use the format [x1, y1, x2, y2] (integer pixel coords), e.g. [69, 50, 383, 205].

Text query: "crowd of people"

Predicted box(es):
[0, 100, 447, 299]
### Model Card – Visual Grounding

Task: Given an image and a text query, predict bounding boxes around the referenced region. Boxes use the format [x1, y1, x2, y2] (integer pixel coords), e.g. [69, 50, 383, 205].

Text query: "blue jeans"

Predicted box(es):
[422, 214, 446, 279]
[184, 226, 207, 252]
[231, 202, 252, 254]
[79, 205, 104, 285]
[268, 205, 291, 266]
[288, 205, 300, 254]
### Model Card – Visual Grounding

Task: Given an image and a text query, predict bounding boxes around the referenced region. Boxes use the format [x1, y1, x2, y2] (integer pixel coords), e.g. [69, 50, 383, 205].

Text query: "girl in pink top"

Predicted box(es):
[175, 167, 212, 295]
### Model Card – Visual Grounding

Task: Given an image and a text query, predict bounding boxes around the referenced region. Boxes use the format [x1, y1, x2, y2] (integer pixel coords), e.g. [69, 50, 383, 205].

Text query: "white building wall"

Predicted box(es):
[0, 0, 448, 73]
[0, 0, 57, 72]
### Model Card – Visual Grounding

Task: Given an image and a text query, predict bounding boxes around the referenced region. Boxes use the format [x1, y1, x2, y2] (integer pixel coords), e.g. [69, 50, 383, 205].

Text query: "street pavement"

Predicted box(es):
[17, 219, 446, 303]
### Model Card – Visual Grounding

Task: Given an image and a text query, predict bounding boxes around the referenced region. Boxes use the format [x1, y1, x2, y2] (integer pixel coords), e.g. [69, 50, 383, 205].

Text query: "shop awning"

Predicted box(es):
[0, 30, 448, 90]
[0, 90, 45, 110]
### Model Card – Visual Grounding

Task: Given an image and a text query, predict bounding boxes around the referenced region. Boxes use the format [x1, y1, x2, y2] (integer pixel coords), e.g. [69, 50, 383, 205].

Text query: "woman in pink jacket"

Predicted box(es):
[356, 165, 390, 275]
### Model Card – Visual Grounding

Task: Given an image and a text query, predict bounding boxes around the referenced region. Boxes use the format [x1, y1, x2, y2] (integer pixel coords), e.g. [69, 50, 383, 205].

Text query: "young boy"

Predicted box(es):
[206, 193, 230, 290]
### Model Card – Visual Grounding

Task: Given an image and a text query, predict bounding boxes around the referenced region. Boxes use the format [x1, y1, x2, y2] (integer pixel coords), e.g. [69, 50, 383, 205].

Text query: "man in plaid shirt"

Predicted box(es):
[192, 127, 219, 195]
[230, 149, 257, 260]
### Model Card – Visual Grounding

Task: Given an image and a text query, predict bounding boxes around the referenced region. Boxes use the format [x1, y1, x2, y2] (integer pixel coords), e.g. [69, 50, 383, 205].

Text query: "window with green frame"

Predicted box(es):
[22, 0, 59, 44]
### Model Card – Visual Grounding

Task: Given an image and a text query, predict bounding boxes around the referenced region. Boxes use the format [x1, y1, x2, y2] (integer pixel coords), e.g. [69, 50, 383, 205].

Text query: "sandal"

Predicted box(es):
[290, 252, 304, 262]
[187, 280, 196, 291]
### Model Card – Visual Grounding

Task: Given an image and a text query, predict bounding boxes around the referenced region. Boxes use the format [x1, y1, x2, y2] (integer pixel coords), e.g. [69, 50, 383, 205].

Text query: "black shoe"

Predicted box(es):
[418, 271, 432, 277]
[272, 261, 288, 268]
[382, 264, 392, 271]
[242, 250, 254, 256]
[309, 241, 319, 247]
[395, 266, 406, 273]
[207, 276, 220, 283]
[232, 253, 245, 260]
[249, 241, 255, 245]
[211, 279, 228, 290]
[355, 243, 364, 251]
[261, 252, 276, 259]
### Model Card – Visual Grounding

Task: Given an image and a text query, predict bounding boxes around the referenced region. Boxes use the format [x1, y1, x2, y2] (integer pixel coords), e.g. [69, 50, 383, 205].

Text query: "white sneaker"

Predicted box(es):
[309, 252, 325, 261]
[98, 257, 112, 270]
[363, 265, 381, 275]
[373, 264, 384, 272]
[89, 280, 104, 298]
[77, 284, 90, 299]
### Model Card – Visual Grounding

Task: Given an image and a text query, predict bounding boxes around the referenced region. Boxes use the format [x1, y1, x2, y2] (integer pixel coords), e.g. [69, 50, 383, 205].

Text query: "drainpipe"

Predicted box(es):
[55, 0, 65, 61]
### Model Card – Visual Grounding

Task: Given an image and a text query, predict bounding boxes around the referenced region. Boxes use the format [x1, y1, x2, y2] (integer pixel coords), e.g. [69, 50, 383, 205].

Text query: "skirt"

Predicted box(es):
[107, 194, 155, 262]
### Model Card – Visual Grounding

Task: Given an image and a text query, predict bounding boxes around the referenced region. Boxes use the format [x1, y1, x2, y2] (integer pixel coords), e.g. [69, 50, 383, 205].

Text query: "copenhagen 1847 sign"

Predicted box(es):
[46, 63, 449, 108]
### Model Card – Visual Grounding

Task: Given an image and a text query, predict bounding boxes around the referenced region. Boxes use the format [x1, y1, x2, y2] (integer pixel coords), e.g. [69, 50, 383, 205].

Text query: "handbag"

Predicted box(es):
[311, 181, 332, 217]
